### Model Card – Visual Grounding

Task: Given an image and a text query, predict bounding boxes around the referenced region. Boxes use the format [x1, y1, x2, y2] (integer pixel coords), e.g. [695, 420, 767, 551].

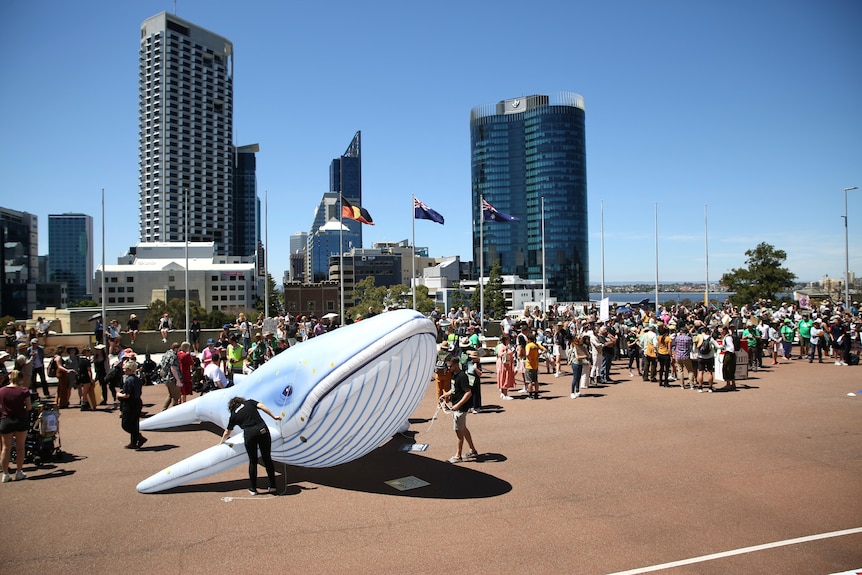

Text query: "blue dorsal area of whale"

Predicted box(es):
[136, 309, 437, 493]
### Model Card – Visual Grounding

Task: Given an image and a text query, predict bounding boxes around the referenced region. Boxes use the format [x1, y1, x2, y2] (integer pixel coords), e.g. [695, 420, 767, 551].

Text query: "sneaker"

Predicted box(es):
[15, 470, 25, 481]
[1, 473, 10, 483]
[519, 388, 529, 394]
[554, 372, 560, 378]
[629, 372, 633, 377]
[447, 456, 462, 463]
[570, 392, 580, 399]
[525, 395, 534, 400]
[835, 361, 841, 365]
[266, 487, 277, 494]
[248, 489, 258, 496]
[162, 338, 167, 343]
[465, 451, 478, 459]
[501, 395, 513, 400]
[124, 443, 136, 449]
[136, 436, 148, 449]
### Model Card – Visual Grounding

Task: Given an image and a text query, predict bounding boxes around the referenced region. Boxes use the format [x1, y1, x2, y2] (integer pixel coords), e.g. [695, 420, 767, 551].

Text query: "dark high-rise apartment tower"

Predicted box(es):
[330, 131, 363, 248]
[233, 144, 260, 258]
[48, 213, 93, 304]
[470, 93, 589, 302]
[139, 12, 235, 255]
[0, 207, 39, 317]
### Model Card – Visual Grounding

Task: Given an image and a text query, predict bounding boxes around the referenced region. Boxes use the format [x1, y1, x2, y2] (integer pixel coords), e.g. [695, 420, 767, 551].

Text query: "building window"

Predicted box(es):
[307, 301, 315, 311]
[212, 295, 218, 301]
[128, 297, 134, 303]
[221, 295, 227, 301]
[118, 297, 125, 303]
[110, 277, 118, 283]
[127, 287, 134, 293]
[211, 275, 218, 281]
[126, 277, 134, 283]
[118, 287, 125, 293]
[108, 287, 116, 293]
[108, 297, 116, 303]
[169, 275, 175, 282]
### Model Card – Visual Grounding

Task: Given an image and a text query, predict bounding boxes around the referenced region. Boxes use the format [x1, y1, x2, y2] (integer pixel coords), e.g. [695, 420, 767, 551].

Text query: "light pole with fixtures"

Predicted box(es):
[844, 186, 858, 308]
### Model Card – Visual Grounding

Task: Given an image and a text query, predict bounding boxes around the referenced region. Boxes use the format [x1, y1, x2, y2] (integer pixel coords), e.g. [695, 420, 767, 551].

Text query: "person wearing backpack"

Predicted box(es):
[693, 326, 716, 393]
[159, 342, 183, 411]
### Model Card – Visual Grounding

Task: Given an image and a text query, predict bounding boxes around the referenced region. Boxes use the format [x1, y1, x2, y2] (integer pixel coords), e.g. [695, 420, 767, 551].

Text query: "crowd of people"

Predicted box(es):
[2, 298, 859, 473]
[430, 298, 861, 461]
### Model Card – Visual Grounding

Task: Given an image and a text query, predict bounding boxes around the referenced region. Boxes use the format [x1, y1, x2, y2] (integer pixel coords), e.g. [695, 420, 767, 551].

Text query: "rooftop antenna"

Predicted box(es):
[173, 0, 177, 15]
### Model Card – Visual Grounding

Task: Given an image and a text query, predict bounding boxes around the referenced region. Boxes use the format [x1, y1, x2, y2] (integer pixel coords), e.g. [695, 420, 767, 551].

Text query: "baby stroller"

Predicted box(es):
[11, 393, 62, 467]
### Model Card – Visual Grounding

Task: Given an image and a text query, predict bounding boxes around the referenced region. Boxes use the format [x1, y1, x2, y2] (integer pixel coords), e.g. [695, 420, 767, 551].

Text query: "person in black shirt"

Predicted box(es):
[438, 357, 478, 463]
[117, 360, 146, 449]
[220, 397, 282, 495]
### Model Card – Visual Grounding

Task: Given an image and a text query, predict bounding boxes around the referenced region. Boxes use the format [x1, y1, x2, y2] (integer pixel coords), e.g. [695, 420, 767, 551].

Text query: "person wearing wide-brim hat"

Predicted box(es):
[809, 319, 825, 363]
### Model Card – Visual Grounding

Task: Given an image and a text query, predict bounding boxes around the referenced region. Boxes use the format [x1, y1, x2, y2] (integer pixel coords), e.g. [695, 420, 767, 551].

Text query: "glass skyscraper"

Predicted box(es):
[330, 131, 363, 248]
[306, 132, 363, 283]
[48, 213, 93, 304]
[470, 93, 588, 302]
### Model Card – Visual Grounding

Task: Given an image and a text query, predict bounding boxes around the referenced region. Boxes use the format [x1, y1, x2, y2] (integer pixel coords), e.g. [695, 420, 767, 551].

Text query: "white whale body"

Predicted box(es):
[136, 309, 436, 493]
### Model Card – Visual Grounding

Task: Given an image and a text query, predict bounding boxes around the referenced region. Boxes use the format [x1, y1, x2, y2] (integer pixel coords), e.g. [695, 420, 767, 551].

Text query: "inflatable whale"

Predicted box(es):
[136, 309, 436, 493]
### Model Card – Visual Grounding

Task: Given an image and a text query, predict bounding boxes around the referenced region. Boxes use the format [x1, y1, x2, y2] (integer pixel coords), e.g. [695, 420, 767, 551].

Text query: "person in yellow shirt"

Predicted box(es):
[226, 335, 245, 383]
[524, 333, 547, 400]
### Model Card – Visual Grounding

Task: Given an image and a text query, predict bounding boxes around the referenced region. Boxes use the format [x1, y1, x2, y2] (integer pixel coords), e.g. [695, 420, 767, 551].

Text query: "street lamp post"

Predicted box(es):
[844, 186, 858, 308]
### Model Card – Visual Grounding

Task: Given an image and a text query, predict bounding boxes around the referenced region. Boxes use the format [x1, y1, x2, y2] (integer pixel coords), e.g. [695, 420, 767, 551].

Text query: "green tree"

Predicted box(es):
[348, 276, 387, 320]
[720, 242, 797, 306]
[70, 299, 99, 308]
[470, 261, 506, 319]
[449, 283, 466, 311]
[413, 284, 437, 315]
[143, 298, 207, 331]
[255, 274, 283, 317]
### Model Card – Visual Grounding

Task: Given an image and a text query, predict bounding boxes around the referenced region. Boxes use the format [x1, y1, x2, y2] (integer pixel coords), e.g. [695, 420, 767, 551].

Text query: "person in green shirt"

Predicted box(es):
[742, 323, 761, 369]
[780, 319, 796, 360]
[797, 316, 813, 359]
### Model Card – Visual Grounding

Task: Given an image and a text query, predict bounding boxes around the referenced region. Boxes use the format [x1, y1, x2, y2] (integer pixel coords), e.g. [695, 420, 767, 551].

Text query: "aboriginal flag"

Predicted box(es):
[341, 195, 374, 225]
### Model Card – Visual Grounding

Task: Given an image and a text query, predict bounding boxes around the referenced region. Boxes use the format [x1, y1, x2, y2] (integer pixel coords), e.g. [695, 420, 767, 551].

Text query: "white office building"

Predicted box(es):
[95, 243, 259, 312]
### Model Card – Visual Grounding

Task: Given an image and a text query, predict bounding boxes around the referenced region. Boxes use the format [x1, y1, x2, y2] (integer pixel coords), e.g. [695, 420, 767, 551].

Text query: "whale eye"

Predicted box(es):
[282, 385, 292, 397]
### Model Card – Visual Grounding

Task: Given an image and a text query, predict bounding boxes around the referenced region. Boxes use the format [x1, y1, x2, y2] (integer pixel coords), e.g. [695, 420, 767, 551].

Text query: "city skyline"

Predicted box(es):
[1, 1, 860, 286]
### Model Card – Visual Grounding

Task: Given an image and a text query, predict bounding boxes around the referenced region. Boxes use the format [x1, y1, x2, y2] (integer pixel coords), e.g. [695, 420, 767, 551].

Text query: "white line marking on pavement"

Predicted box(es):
[606, 527, 862, 575]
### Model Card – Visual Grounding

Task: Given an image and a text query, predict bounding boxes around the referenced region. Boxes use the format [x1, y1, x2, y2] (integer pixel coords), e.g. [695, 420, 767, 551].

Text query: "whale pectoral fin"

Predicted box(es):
[136, 438, 252, 493]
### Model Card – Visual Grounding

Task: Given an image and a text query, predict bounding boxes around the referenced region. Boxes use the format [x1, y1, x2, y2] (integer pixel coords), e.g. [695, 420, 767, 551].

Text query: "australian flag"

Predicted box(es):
[414, 197, 445, 224]
[482, 198, 519, 222]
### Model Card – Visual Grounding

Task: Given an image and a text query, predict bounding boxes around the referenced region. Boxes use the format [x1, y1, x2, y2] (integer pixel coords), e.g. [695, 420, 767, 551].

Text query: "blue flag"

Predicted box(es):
[482, 198, 519, 222]
[414, 197, 445, 224]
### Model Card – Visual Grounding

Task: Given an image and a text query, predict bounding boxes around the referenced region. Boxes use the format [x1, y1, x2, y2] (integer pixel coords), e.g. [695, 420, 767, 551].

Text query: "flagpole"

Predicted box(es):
[541, 196, 546, 312]
[704, 204, 709, 307]
[654, 202, 659, 313]
[412, 194, 416, 310]
[184, 187, 190, 343]
[101, 188, 106, 349]
[601, 199, 605, 301]
[264, 189, 269, 318]
[479, 195, 484, 335]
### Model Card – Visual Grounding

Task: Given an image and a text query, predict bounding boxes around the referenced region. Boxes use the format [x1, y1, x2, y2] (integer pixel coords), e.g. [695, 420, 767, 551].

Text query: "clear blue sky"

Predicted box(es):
[1, 0, 860, 286]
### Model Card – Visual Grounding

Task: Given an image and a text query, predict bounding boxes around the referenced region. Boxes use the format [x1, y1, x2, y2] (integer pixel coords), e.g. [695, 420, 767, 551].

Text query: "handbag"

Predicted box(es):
[47, 357, 57, 378]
